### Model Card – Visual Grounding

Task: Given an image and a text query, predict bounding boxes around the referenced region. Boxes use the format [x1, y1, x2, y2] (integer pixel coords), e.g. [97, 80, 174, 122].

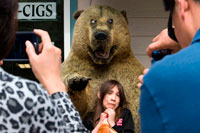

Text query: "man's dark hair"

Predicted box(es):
[163, 0, 175, 11]
[0, 0, 18, 60]
[164, 0, 200, 11]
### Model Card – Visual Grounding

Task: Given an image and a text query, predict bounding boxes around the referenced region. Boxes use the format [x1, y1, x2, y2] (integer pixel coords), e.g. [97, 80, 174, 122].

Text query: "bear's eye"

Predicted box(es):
[107, 19, 113, 24]
[91, 19, 97, 24]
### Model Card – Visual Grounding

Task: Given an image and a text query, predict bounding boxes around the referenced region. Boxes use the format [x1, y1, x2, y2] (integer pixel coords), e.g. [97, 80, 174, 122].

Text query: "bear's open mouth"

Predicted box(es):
[88, 45, 117, 60]
[95, 51, 110, 59]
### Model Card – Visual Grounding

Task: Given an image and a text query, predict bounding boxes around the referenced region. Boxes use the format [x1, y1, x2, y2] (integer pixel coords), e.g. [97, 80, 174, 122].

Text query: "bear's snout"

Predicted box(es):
[94, 31, 108, 40]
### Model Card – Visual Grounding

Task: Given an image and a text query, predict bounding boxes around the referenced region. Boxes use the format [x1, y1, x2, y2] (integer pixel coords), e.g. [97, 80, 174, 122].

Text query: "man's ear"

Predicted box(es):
[179, 0, 189, 19]
[73, 10, 84, 20]
[97, 91, 100, 99]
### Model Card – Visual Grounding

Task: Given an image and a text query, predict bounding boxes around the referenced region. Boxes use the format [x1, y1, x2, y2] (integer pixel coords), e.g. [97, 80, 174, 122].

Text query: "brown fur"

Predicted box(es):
[61, 5, 144, 133]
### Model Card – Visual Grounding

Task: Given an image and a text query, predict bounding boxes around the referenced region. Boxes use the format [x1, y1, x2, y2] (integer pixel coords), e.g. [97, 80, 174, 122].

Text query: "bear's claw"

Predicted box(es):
[68, 76, 91, 91]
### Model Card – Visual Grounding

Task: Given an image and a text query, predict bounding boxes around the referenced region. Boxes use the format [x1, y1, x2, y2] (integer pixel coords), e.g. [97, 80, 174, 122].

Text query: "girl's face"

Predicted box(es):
[103, 86, 120, 110]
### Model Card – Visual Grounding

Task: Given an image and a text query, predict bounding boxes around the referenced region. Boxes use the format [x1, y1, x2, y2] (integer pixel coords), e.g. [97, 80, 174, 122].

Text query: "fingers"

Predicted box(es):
[143, 68, 149, 75]
[38, 42, 43, 53]
[152, 33, 160, 43]
[146, 42, 156, 57]
[26, 40, 37, 61]
[55, 47, 62, 63]
[137, 83, 142, 88]
[137, 68, 149, 89]
[105, 108, 114, 113]
[56, 47, 62, 56]
[137, 75, 144, 88]
[0, 60, 3, 65]
[147, 29, 167, 57]
[147, 28, 182, 57]
[104, 108, 115, 127]
[146, 41, 163, 57]
[33, 29, 51, 47]
[104, 108, 115, 117]
[138, 75, 144, 83]
[100, 112, 108, 121]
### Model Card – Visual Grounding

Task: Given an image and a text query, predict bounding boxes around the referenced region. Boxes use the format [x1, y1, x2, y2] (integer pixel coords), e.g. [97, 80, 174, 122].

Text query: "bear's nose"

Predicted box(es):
[94, 32, 108, 40]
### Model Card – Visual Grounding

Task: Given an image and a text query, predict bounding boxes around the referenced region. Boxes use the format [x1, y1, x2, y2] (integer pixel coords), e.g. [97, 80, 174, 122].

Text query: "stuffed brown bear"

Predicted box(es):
[61, 5, 144, 133]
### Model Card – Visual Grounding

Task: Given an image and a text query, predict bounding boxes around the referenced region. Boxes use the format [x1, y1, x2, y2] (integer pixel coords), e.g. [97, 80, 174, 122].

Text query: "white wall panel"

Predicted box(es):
[129, 18, 168, 37]
[135, 55, 151, 68]
[64, 0, 70, 60]
[78, 0, 169, 17]
[131, 37, 152, 67]
[131, 37, 152, 55]
[77, 0, 91, 10]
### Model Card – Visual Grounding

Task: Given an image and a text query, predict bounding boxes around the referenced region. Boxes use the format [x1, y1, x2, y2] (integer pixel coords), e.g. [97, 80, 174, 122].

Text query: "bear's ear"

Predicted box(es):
[120, 10, 128, 24]
[73, 10, 84, 20]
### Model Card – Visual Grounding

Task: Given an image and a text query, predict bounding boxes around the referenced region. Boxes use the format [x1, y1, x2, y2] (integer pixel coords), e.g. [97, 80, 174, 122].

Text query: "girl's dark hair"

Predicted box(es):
[93, 80, 128, 126]
[0, 0, 18, 60]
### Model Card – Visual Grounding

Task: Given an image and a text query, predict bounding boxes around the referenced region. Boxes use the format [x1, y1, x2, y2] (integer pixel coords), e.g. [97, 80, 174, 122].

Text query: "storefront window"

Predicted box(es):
[2, 0, 76, 81]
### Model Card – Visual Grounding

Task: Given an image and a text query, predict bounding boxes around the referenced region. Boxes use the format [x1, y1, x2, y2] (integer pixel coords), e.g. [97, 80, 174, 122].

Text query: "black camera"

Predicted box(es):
[4, 31, 40, 61]
[152, 49, 171, 64]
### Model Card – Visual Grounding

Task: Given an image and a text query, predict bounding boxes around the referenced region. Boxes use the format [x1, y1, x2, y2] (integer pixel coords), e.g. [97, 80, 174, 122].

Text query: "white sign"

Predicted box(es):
[18, 2, 56, 20]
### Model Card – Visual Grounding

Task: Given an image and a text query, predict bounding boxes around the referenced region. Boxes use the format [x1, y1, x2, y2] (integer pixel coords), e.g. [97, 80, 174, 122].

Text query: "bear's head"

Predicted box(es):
[71, 5, 131, 65]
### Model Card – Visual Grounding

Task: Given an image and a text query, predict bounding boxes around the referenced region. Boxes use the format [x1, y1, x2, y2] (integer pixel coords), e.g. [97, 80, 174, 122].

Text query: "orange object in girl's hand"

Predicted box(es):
[98, 118, 117, 133]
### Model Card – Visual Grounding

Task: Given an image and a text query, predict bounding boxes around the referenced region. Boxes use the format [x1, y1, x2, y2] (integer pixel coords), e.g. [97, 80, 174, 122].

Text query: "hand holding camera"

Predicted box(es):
[138, 28, 181, 89]
[146, 28, 181, 58]
[26, 29, 66, 95]
[151, 49, 171, 63]
[4, 31, 40, 61]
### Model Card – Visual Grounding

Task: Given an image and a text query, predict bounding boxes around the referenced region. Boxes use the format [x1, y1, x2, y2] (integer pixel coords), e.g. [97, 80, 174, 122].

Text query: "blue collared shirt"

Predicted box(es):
[139, 29, 200, 133]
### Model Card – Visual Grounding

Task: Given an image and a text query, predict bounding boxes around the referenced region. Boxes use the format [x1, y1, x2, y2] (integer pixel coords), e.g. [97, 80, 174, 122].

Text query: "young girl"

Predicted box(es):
[83, 80, 135, 133]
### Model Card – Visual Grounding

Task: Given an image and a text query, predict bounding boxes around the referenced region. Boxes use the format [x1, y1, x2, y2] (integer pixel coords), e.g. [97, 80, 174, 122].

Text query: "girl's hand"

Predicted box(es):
[104, 108, 116, 127]
[92, 112, 107, 133]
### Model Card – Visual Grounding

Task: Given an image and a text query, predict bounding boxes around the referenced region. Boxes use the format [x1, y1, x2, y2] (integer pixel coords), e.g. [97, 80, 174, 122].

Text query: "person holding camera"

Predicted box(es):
[0, 0, 89, 132]
[138, 0, 200, 132]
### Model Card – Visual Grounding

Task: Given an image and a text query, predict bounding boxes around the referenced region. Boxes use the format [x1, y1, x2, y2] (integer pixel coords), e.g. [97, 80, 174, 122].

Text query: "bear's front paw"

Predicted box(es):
[68, 76, 91, 91]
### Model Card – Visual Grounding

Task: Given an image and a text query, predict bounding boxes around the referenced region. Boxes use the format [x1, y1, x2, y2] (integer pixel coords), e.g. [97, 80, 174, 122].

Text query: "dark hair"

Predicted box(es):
[163, 0, 200, 11]
[163, 0, 178, 41]
[163, 0, 175, 11]
[93, 80, 128, 126]
[164, 0, 200, 42]
[0, 0, 18, 60]
[194, 0, 200, 3]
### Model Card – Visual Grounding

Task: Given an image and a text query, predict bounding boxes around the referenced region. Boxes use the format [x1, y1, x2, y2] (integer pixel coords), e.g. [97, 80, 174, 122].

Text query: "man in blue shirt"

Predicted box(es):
[138, 0, 200, 132]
